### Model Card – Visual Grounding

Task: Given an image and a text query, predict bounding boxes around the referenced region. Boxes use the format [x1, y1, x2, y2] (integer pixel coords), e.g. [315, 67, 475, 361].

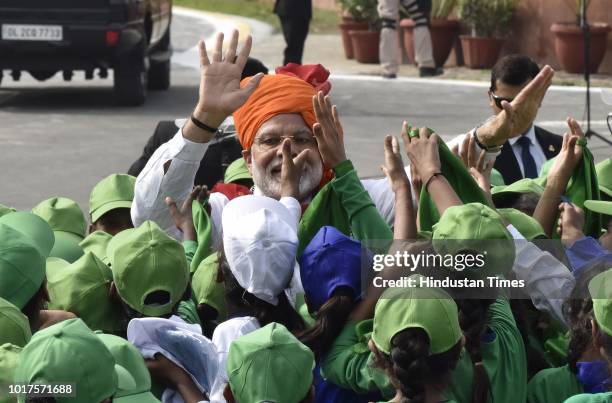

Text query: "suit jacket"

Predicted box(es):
[274, 0, 312, 19]
[493, 125, 564, 185]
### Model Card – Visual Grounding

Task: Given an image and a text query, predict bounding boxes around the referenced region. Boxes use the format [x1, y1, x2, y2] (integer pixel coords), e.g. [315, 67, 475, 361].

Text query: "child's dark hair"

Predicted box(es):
[456, 299, 495, 403]
[376, 328, 462, 403]
[297, 286, 356, 358]
[563, 262, 610, 373]
[218, 246, 306, 333]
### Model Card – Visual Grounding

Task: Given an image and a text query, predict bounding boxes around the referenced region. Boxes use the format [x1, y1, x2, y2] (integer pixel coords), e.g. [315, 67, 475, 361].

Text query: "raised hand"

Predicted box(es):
[381, 134, 409, 192]
[547, 118, 584, 190]
[401, 126, 442, 185]
[478, 65, 555, 147]
[184, 30, 264, 143]
[165, 185, 209, 241]
[457, 134, 495, 199]
[280, 139, 310, 199]
[312, 91, 347, 168]
[557, 202, 586, 246]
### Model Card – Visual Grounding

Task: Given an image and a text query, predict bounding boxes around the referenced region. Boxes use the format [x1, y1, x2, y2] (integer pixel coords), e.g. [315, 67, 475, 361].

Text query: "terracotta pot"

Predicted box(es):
[550, 22, 611, 74]
[400, 18, 460, 67]
[459, 36, 505, 69]
[349, 30, 380, 64]
[339, 17, 369, 59]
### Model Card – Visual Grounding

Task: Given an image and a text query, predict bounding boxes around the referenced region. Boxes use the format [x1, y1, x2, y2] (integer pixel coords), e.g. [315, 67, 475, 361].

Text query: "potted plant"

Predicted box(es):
[551, 0, 611, 74]
[400, 0, 460, 68]
[457, 0, 517, 69]
[337, 0, 370, 59]
[343, 0, 381, 64]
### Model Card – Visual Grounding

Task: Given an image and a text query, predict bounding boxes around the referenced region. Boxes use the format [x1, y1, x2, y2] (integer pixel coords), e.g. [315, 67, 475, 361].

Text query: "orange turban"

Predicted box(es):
[233, 74, 317, 150]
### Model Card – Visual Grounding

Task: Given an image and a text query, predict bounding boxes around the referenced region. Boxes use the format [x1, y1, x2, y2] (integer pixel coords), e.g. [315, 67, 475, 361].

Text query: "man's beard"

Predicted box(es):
[251, 156, 323, 201]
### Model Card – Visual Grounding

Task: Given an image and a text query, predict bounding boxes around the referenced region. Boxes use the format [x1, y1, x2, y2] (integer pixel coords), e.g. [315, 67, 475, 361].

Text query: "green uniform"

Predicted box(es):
[446, 299, 528, 403]
[320, 320, 394, 399]
[564, 392, 612, 403]
[527, 365, 583, 403]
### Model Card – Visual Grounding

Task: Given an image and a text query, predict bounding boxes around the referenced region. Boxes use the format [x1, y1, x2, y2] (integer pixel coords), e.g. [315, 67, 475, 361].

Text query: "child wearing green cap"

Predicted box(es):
[527, 261, 612, 403]
[561, 268, 612, 402]
[225, 323, 315, 403]
[14, 318, 135, 403]
[89, 174, 136, 236]
[0, 215, 76, 334]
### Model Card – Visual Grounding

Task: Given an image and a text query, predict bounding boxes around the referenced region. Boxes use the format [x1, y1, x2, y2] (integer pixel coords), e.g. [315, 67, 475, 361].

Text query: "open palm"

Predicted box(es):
[196, 31, 264, 119]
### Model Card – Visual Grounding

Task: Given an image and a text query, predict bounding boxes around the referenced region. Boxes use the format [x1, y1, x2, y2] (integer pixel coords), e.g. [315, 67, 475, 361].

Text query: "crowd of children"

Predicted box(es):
[1, 30, 612, 403]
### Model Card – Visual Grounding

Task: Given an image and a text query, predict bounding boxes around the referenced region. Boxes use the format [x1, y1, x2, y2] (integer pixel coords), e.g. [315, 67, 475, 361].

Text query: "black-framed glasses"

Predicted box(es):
[489, 90, 514, 109]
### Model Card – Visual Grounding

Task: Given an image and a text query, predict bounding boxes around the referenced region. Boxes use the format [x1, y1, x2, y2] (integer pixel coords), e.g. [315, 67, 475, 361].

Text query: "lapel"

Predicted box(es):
[494, 141, 523, 185]
[534, 126, 560, 159]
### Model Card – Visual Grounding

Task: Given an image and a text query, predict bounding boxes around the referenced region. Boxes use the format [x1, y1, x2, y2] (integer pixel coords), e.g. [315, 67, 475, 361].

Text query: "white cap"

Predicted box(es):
[222, 196, 298, 305]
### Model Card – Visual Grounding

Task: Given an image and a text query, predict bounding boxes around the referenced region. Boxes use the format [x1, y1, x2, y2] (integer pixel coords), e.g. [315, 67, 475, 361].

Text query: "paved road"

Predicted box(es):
[1, 13, 611, 211]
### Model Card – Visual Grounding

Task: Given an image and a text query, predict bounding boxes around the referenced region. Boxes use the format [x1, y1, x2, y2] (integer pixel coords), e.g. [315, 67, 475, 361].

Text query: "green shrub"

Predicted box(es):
[457, 0, 517, 37]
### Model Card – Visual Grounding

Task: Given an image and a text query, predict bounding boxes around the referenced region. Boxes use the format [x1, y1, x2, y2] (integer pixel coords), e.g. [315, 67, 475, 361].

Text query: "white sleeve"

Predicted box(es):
[131, 129, 209, 240]
[507, 225, 575, 326]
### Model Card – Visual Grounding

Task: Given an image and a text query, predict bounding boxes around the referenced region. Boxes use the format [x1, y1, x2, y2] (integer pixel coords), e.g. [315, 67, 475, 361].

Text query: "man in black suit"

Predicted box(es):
[487, 55, 563, 184]
[274, 0, 312, 65]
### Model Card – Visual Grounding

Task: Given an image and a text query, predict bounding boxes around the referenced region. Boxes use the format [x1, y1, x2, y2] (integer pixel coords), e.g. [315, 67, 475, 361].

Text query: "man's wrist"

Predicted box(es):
[192, 105, 227, 130]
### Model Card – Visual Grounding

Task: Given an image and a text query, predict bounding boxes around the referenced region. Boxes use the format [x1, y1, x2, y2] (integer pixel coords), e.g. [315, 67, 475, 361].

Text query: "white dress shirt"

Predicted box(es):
[508, 125, 547, 177]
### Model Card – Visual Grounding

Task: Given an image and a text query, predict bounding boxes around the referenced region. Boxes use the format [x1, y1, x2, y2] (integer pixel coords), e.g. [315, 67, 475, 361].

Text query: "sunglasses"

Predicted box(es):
[490, 91, 514, 109]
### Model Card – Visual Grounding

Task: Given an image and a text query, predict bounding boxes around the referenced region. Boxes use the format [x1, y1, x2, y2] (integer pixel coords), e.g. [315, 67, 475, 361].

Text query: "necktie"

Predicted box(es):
[517, 136, 538, 179]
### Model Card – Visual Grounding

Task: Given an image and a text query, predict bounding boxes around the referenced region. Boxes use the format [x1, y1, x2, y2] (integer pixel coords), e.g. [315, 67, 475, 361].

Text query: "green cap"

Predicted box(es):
[79, 230, 113, 263]
[0, 204, 16, 218]
[432, 203, 515, 277]
[90, 174, 136, 223]
[539, 157, 556, 179]
[0, 224, 46, 309]
[192, 253, 226, 320]
[584, 200, 612, 217]
[96, 333, 160, 403]
[372, 286, 462, 355]
[497, 208, 546, 240]
[0, 298, 31, 347]
[589, 269, 612, 336]
[595, 158, 612, 198]
[46, 252, 125, 333]
[14, 318, 135, 403]
[228, 322, 315, 403]
[490, 168, 505, 186]
[491, 178, 544, 202]
[0, 343, 21, 403]
[107, 221, 189, 317]
[0, 212, 55, 257]
[32, 197, 87, 263]
[224, 158, 252, 184]
[32, 197, 87, 238]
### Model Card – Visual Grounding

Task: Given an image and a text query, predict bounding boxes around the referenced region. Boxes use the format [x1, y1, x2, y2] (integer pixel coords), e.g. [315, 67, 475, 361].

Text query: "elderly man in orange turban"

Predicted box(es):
[131, 31, 392, 253]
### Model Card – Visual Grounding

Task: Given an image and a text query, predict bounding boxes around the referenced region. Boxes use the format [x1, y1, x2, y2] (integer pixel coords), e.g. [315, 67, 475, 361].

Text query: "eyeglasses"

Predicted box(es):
[253, 134, 317, 150]
[490, 91, 514, 109]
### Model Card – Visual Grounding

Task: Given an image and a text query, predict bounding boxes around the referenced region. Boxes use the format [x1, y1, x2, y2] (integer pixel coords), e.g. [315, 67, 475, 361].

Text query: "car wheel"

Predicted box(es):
[114, 49, 147, 106]
[147, 28, 171, 91]
[147, 58, 170, 90]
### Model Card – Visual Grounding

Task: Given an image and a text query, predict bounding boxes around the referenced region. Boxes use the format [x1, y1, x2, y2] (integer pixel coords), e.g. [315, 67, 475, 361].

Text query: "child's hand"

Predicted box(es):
[557, 202, 585, 246]
[165, 185, 209, 241]
[280, 139, 310, 199]
[547, 118, 584, 191]
[402, 125, 442, 187]
[381, 134, 410, 192]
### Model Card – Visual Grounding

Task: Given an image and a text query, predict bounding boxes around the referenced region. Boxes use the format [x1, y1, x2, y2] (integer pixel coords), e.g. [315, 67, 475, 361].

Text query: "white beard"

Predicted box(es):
[251, 156, 323, 201]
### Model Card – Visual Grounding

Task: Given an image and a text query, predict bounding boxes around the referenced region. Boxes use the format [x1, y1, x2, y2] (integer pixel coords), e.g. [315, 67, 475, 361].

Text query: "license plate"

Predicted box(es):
[1, 24, 63, 41]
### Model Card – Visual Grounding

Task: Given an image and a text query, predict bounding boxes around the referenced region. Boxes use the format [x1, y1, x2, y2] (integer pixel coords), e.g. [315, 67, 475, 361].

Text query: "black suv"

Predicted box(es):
[0, 0, 172, 105]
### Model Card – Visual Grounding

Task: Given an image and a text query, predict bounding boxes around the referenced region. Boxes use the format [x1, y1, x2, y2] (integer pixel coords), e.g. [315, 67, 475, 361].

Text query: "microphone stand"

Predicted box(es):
[581, 0, 612, 145]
